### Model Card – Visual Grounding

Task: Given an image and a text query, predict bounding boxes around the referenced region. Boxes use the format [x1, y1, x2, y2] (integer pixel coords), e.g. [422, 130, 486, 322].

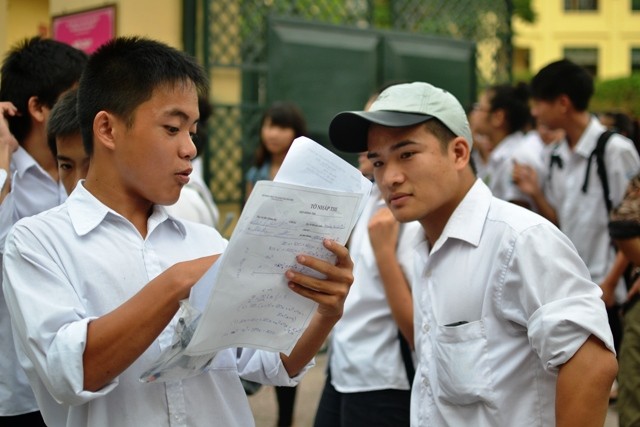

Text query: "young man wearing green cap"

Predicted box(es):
[329, 81, 617, 426]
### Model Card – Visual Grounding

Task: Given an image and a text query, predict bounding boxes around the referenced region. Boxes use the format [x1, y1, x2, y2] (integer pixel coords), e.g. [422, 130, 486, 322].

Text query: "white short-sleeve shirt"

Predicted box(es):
[3, 182, 306, 427]
[330, 185, 422, 392]
[410, 179, 614, 426]
[0, 146, 66, 416]
[485, 131, 545, 208]
[543, 116, 640, 285]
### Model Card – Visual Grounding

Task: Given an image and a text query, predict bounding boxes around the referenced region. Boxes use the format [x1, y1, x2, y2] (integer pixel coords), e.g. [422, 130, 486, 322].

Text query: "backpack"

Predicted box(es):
[549, 130, 615, 213]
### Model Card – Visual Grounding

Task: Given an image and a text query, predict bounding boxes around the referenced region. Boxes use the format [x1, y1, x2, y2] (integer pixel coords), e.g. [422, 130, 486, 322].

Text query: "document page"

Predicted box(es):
[185, 138, 372, 356]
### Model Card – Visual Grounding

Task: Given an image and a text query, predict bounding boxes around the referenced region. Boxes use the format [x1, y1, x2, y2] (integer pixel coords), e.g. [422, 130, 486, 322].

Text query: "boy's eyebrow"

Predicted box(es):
[163, 108, 199, 124]
[367, 140, 419, 159]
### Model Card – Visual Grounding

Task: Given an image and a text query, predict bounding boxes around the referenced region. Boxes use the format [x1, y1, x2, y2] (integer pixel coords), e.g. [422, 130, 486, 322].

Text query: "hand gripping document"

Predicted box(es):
[141, 137, 372, 382]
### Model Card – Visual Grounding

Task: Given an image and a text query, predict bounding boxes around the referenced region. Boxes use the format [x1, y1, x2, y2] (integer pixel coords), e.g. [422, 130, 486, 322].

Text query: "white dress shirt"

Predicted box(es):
[411, 179, 614, 426]
[0, 146, 66, 416]
[330, 185, 422, 392]
[485, 131, 545, 208]
[543, 116, 640, 286]
[3, 182, 308, 427]
[165, 182, 220, 228]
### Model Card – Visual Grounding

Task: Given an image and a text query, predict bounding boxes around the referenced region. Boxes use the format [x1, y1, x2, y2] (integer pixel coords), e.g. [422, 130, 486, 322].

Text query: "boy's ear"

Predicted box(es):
[451, 136, 471, 171]
[93, 111, 117, 151]
[557, 94, 571, 113]
[27, 96, 47, 124]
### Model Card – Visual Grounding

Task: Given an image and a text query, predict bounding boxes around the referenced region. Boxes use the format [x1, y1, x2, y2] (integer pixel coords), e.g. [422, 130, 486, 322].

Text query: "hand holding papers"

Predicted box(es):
[184, 137, 372, 356]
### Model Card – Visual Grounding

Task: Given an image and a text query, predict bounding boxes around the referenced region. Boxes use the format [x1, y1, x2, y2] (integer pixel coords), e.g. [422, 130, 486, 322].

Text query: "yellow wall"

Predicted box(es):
[0, 0, 182, 58]
[0, 0, 49, 57]
[514, 0, 640, 78]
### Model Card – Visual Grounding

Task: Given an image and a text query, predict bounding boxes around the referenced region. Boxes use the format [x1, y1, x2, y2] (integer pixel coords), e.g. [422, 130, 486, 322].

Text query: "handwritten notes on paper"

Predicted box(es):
[185, 138, 372, 356]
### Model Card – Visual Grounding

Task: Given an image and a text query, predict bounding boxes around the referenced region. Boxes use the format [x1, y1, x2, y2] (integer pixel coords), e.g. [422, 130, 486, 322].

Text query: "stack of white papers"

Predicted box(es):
[185, 137, 372, 356]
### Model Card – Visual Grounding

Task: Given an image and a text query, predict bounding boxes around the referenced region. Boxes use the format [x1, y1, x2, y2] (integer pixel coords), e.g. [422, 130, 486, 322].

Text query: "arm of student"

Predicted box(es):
[600, 251, 629, 307]
[555, 335, 618, 427]
[279, 239, 353, 376]
[0, 102, 19, 203]
[512, 162, 559, 226]
[368, 207, 414, 348]
[82, 254, 219, 391]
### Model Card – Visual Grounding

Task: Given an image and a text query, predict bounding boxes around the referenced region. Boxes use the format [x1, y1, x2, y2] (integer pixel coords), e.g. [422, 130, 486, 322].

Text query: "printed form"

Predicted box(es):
[185, 137, 372, 356]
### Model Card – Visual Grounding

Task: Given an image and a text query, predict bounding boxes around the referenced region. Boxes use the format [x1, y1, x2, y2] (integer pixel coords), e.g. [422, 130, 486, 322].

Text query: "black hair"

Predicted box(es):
[487, 82, 532, 134]
[77, 36, 209, 156]
[253, 101, 307, 167]
[192, 96, 213, 158]
[424, 119, 457, 152]
[424, 119, 477, 176]
[46, 88, 80, 157]
[601, 111, 633, 137]
[530, 59, 593, 111]
[0, 37, 88, 144]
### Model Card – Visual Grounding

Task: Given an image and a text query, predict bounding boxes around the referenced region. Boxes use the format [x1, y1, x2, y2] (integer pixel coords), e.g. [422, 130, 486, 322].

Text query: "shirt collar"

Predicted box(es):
[430, 178, 490, 254]
[574, 115, 606, 158]
[67, 181, 187, 238]
[11, 146, 39, 177]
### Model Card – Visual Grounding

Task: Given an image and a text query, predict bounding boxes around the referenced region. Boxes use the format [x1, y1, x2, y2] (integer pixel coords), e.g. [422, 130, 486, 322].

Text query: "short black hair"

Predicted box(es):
[0, 37, 88, 143]
[487, 82, 532, 134]
[77, 36, 209, 156]
[530, 59, 593, 111]
[47, 88, 80, 157]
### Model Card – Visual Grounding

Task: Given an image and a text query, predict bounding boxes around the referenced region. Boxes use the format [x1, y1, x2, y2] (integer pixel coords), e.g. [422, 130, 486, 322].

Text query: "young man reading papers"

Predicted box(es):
[2, 37, 354, 427]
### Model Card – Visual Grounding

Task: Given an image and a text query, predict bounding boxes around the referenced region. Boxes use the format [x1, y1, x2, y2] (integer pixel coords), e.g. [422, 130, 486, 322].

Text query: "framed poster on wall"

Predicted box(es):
[52, 4, 116, 54]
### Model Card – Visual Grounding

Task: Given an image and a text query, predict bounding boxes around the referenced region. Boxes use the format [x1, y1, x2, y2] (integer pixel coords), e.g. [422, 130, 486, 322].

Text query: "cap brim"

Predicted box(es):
[329, 111, 434, 153]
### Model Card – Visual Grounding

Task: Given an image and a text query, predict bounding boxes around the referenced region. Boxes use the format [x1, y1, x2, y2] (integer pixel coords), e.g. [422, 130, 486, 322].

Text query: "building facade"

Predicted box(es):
[514, 0, 640, 79]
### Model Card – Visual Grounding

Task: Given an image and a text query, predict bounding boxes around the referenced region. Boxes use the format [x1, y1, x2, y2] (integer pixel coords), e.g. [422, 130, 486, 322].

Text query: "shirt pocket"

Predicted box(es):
[434, 320, 496, 406]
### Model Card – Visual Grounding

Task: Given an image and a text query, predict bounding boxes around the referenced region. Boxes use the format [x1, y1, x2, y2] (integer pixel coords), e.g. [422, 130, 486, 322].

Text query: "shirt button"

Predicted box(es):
[422, 377, 429, 387]
[422, 323, 430, 333]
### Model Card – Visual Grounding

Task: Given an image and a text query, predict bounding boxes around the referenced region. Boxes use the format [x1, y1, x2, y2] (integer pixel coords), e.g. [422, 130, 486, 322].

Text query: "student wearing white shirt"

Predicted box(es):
[0, 37, 88, 426]
[314, 176, 422, 426]
[2, 36, 354, 427]
[471, 83, 544, 210]
[328, 81, 617, 426]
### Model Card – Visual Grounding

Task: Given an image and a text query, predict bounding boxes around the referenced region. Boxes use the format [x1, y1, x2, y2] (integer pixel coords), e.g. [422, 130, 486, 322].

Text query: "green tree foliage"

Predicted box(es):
[513, 0, 535, 23]
[592, 74, 640, 118]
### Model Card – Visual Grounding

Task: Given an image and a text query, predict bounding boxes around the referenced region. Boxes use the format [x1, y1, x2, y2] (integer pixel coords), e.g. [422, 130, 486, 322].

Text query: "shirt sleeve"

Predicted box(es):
[236, 347, 313, 386]
[0, 189, 17, 252]
[500, 222, 615, 371]
[2, 224, 117, 405]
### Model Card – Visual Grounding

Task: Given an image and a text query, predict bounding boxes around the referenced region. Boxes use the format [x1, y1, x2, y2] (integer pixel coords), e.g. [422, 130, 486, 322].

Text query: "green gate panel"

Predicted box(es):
[268, 19, 381, 150]
[382, 31, 476, 108]
[267, 18, 476, 158]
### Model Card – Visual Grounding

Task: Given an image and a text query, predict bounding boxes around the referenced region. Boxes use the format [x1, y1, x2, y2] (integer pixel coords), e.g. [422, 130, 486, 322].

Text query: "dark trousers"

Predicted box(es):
[313, 370, 410, 427]
[0, 411, 46, 427]
[275, 385, 297, 427]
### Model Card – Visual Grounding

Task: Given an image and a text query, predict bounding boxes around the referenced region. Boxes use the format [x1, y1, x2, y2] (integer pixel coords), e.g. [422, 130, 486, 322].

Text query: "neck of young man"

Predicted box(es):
[22, 130, 59, 181]
[563, 111, 591, 150]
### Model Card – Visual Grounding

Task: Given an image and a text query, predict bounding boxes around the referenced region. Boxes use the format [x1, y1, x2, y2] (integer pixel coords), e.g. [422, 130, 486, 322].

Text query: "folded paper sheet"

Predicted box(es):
[185, 137, 372, 356]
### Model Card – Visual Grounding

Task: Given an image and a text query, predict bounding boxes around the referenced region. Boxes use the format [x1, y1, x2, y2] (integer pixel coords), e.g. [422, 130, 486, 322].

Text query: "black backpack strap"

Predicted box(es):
[582, 130, 615, 213]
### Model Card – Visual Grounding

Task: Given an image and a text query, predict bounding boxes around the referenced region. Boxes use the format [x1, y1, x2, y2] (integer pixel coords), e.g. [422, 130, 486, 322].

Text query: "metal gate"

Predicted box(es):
[185, 0, 513, 233]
